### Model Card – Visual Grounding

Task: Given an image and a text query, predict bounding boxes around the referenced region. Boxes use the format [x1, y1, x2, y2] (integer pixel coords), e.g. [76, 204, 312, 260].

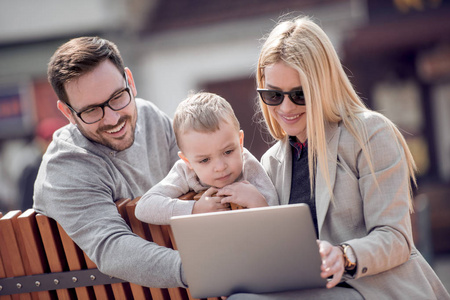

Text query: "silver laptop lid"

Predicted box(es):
[170, 203, 327, 298]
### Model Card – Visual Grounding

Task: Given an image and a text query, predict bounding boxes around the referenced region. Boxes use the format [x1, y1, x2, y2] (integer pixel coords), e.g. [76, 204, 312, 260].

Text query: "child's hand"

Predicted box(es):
[192, 187, 231, 214]
[216, 181, 269, 208]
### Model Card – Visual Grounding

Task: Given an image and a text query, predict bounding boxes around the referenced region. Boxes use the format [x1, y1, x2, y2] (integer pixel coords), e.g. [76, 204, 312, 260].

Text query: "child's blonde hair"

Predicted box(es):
[173, 92, 240, 150]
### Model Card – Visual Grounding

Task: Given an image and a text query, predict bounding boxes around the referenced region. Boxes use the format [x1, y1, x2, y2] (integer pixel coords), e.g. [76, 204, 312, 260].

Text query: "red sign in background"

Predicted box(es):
[0, 78, 67, 139]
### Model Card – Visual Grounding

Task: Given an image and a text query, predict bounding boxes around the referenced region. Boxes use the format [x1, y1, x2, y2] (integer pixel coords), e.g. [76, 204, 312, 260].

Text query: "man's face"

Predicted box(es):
[60, 60, 138, 151]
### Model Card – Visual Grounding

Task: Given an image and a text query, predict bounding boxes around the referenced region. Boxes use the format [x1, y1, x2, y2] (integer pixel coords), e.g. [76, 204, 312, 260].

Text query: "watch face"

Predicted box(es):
[346, 246, 356, 264]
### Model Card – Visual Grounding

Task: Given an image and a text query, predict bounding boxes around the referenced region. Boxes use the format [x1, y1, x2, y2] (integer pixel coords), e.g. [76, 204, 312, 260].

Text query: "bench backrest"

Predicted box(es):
[0, 193, 220, 300]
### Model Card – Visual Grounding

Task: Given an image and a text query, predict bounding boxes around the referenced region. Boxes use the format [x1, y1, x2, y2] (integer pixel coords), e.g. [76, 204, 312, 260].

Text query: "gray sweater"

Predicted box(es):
[135, 148, 279, 225]
[33, 98, 185, 288]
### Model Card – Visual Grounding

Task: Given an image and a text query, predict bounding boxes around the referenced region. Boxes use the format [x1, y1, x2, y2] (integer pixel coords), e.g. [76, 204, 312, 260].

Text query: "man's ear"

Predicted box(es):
[178, 151, 193, 169]
[57, 100, 76, 124]
[125, 67, 137, 97]
[239, 130, 244, 152]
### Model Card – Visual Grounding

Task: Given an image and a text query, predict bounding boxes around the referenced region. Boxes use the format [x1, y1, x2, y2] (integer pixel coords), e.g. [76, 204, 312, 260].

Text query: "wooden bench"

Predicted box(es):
[0, 192, 221, 300]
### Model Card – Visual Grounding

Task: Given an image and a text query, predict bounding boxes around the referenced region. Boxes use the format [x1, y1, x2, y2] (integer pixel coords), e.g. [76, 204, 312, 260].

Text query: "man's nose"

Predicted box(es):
[102, 106, 121, 125]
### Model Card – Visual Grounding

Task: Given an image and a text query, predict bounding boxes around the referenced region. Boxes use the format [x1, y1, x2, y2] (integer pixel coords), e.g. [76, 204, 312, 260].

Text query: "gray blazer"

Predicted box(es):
[261, 111, 449, 299]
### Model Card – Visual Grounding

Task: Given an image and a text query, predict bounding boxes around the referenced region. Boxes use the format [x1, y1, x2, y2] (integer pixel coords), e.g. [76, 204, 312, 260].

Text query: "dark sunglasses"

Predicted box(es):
[257, 88, 305, 106]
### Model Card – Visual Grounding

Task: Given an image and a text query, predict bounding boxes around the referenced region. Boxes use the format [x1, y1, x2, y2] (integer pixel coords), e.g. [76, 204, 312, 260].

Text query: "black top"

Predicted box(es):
[288, 136, 318, 237]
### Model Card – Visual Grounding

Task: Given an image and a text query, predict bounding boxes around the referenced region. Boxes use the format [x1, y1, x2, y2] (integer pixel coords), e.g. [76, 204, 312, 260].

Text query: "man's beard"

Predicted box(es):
[75, 115, 136, 151]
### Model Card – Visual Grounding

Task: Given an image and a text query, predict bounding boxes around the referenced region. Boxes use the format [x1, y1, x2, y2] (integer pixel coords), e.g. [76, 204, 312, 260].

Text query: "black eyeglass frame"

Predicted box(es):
[65, 74, 132, 124]
[256, 88, 306, 106]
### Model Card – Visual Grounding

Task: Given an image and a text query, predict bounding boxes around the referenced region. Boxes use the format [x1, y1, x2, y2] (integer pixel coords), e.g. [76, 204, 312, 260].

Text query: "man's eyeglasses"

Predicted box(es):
[257, 88, 305, 106]
[66, 74, 132, 124]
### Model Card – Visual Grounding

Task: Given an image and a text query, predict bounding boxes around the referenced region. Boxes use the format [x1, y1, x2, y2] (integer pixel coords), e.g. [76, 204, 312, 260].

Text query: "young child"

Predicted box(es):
[135, 92, 279, 225]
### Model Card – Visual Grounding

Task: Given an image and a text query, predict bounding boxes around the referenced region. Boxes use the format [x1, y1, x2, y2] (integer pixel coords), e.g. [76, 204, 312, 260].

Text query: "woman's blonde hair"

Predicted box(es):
[173, 92, 240, 150]
[256, 16, 416, 208]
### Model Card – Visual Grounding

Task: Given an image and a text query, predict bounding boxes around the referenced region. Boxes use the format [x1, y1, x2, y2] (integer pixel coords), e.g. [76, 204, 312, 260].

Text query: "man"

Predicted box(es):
[33, 36, 185, 288]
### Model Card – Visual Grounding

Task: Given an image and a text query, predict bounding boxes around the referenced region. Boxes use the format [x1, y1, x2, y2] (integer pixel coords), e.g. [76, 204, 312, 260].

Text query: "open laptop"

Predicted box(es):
[170, 203, 327, 298]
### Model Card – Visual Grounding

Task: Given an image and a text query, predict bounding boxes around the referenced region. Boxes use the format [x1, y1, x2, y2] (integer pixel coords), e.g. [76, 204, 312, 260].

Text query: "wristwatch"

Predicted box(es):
[339, 244, 357, 271]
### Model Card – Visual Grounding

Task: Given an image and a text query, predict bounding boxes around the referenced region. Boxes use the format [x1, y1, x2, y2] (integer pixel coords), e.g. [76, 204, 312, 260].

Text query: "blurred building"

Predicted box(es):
[343, 0, 450, 256]
[0, 0, 449, 262]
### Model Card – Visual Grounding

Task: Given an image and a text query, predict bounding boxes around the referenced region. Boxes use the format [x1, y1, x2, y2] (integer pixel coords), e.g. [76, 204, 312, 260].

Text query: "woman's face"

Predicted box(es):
[264, 62, 307, 142]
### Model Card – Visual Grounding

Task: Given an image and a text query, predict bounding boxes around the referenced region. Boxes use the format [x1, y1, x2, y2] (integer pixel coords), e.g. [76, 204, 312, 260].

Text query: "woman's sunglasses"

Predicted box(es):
[257, 88, 305, 106]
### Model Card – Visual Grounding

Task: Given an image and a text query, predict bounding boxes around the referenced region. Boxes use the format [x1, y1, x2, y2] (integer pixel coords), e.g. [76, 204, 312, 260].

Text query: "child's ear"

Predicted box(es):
[239, 130, 244, 152]
[178, 151, 193, 169]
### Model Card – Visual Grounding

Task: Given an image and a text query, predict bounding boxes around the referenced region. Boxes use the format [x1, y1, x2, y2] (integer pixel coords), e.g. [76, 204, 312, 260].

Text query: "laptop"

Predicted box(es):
[170, 203, 327, 298]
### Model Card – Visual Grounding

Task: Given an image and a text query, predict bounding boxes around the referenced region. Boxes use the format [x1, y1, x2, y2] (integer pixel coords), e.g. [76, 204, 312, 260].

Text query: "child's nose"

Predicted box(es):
[214, 159, 227, 172]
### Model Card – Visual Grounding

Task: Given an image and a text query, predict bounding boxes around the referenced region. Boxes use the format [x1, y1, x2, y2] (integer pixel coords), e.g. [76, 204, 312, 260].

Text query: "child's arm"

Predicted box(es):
[135, 160, 195, 225]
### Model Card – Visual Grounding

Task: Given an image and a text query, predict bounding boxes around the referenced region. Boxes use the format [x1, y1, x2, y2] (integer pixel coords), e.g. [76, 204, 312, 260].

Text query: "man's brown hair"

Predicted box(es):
[47, 36, 125, 104]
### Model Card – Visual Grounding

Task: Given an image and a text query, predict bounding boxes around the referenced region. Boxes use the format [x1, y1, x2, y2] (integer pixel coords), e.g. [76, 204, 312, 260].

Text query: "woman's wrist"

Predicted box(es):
[339, 244, 357, 275]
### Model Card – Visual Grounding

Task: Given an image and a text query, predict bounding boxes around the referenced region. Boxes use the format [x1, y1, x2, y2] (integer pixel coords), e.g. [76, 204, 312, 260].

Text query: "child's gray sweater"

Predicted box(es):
[135, 148, 279, 225]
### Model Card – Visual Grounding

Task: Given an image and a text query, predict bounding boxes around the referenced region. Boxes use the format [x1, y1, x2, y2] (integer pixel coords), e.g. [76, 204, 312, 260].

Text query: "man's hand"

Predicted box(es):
[317, 240, 345, 288]
[216, 181, 269, 208]
[192, 187, 231, 214]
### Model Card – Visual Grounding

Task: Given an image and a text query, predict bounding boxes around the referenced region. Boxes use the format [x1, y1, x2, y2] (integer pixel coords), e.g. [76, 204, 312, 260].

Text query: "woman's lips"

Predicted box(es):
[281, 112, 304, 123]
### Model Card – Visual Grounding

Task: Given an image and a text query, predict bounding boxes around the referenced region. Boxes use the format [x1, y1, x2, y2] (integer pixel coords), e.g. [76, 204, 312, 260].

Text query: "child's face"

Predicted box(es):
[178, 120, 244, 188]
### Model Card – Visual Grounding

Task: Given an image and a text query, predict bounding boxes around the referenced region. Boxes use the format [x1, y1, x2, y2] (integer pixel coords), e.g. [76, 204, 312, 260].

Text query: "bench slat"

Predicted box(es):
[125, 198, 169, 300]
[83, 253, 114, 299]
[35, 215, 75, 300]
[0, 210, 13, 300]
[0, 214, 14, 300]
[111, 198, 135, 300]
[119, 197, 187, 300]
[116, 198, 154, 300]
[56, 223, 95, 300]
[17, 209, 54, 300]
[0, 254, 13, 300]
[0, 211, 32, 300]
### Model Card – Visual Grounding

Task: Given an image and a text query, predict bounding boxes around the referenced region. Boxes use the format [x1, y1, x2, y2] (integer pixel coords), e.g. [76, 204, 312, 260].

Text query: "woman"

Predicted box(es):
[229, 16, 449, 300]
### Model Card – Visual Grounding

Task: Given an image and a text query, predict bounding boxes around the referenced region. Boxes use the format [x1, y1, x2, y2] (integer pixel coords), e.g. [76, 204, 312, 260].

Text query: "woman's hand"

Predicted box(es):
[317, 240, 345, 289]
[192, 187, 230, 214]
[216, 181, 269, 208]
